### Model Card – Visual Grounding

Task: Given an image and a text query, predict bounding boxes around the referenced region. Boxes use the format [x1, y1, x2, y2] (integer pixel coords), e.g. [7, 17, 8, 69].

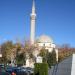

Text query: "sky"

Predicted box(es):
[0, 0, 75, 47]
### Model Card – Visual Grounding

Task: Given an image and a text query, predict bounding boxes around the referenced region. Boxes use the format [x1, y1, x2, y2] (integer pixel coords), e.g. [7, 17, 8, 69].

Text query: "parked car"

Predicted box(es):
[20, 67, 34, 75]
[16, 67, 30, 75]
[6, 66, 34, 75]
[0, 67, 10, 75]
[0, 64, 4, 68]
[26, 67, 34, 74]
[6, 67, 28, 75]
[6, 67, 17, 75]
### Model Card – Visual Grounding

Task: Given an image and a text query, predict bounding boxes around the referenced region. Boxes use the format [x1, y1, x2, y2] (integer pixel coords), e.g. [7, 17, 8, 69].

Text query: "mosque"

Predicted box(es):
[25, 1, 75, 75]
[26, 0, 58, 67]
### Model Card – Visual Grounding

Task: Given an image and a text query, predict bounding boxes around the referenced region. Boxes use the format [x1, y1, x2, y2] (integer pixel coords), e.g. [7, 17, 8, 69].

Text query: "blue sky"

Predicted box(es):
[0, 0, 75, 47]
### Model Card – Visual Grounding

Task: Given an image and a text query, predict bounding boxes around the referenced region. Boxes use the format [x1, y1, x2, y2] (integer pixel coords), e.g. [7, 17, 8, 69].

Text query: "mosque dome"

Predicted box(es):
[37, 35, 53, 43]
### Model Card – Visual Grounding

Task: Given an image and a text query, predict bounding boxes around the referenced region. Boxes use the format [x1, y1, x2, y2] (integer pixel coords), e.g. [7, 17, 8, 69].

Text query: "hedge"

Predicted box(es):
[34, 63, 48, 75]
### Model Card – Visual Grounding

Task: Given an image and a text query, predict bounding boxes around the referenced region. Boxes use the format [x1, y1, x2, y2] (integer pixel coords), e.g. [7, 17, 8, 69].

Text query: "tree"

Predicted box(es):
[47, 49, 56, 68]
[51, 49, 57, 65]
[15, 42, 26, 66]
[34, 63, 48, 75]
[39, 48, 48, 62]
[47, 52, 52, 68]
[16, 52, 26, 66]
[58, 44, 75, 62]
[24, 42, 36, 60]
[1, 41, 14, 64]
[39, 48, 57, 68]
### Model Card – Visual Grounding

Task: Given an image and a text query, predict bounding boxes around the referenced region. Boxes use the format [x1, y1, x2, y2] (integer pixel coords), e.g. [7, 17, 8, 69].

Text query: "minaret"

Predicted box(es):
[30, 0, 36, 44]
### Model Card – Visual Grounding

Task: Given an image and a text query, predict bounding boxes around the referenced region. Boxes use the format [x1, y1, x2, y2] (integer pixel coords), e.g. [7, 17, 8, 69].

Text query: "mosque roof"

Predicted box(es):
[37, 35, 53, 43]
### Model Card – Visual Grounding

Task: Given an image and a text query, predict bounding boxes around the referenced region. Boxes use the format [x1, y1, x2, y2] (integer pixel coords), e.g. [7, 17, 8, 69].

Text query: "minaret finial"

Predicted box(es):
[32, 0, 35, 14]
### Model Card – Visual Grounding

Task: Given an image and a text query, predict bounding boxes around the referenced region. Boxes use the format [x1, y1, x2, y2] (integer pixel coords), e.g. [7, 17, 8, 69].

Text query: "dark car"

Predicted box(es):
[0, 64, 4, 68]
[6, 67, 17, 75]
[6, 67, 28, 75]
[0, 72, 10, 75]
[15, 67, 29, 75]
[25, 67, 34, 75]
[0, 67, 10, 75]
[20, 67, 34, 75]
[6, 66, 34, 75]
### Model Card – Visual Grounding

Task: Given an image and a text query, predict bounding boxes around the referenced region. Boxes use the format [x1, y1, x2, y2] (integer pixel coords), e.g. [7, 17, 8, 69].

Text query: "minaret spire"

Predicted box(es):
[30, 0, 36, 45]
[32, 0, 35, 14]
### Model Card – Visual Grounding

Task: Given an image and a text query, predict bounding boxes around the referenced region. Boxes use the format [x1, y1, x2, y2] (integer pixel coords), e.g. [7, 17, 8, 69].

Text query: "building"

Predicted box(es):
[36, 35, 58, 62]
[25, 0, 58, 67]
[36, 35, 55, 51]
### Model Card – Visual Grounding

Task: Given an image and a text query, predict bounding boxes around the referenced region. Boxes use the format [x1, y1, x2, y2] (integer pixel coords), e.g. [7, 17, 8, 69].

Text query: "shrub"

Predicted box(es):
[34, 63, 48, 75]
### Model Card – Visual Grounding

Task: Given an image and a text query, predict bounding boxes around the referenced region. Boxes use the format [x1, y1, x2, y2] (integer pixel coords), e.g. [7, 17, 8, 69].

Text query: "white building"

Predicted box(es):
[36, 35, 58, 62]
[25, 0, 58, 67]
[37, 35, 55, 51]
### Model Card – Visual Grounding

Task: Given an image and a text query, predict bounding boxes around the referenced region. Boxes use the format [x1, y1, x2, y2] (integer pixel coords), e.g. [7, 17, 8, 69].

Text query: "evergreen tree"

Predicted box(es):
[39, 48, 48, 62]
[15, 45, 26, 66]
[16, 52, 26, 66]
[47, 49, 57, 68]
